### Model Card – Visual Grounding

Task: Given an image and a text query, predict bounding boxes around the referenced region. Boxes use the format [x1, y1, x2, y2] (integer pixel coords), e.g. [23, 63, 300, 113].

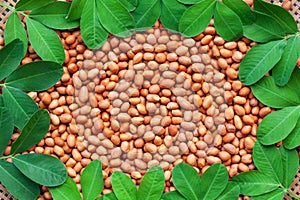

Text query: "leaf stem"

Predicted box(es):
[0, 155, 13, 160]
[0, 2, 28, 17]
[286, 189, 300, 200]
[0, 2, 15, 11]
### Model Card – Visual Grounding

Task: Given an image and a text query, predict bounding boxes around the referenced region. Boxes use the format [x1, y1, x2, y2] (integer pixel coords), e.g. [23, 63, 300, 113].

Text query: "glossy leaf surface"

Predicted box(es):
[251, 76, 300, 108]
[251, 189, 285, 200]
[111, 171, 137, 200]
[239, 39, 287, 85]
[29, 2, 79, 30]
[257, 106, 300, 145]
[2, 86, 39, 129]
[97, 0, 136, 37]
[67, 0, 87, 20]
[272, 35, 300, 86]
[161, 0, 187, 31]
[216, 182, 240, 200]
[6, 61, 63, 91]
[81, 0, 108, 49]
[49, 177, 81, 200]
[243, 12, 286, 43]
[172, 162, 201, 200]
[137, 166, 165, 200]
[223, 0, 255, 25]
[253, 142, 283, 183]
[13, 153, 67, 186]
[179, 0, 216, 37]
[0, 107, 14, 155]
[214, 2, 243, 41]
[4, 13, 28, 56]
[15, 0, 53, 11]
[199, 163, 228, 200]
[11, 109, 50, 154]
[254, 0, 298, 33]
[284, 119, 300, 149]
[132, 0, 160, 29]
[0, 39, 23, 80]
[27, 18, 65, 64]
[232, 171, 279, 196]
[0, 160, 40, 200]
[279, 146, 299, 188]
[81, 160, 104, 200]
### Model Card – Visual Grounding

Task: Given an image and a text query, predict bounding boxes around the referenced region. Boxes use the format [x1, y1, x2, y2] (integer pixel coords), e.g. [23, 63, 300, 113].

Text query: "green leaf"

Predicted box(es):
[0, 107, 14, 156]
[251, 76, 300, 108]
[99, 193, 118, 200]
[81, 0, 108, 49]
[214, 2, 243, 41]
[26, 18, 65, 64]
[111, 171, 137, 200]
[11, 109, 50, 154]
[257, 106, 300, 145]
[97, 0, 136, 37]
[4, 12, 28, 57]
[118, 0, 137, 11]
[161, 191, 186, 200]
[5, 61, 63, 92]
[67, 0, 88, 21]
[0, 95, 3, 107]
[273, 35, 300, 86]
[137, 166, 165, 200]
[0, 39, 23, 80]
[172, 162, 201, 200]
[81, 160, 104, 200]
[179, 0, 216, 37]
[251, 188, 285, 200]
[13, 154, 67, 187]
[216, 182, 240, 200]
[15, 0, 53, 11]
[231, 171, 279, 196]
[243, 12, 286, 43]
[160, 0, 187, 31]
[239, 39, 287, 85]
[132, 0, 160, 29]
[253, 0, 298, 33]
[49, 177, 81, 200]
[253, 142, 283, 183]
[287, 68, 300, 99]
[279, 146, 299, 188]
[223, 0, 255, 25]
[29, 2, 79, 30]
[0, 160, 40, 200]
[177, 0, 202, 4]
[2, 86, 39, 129]
[284, 119, 300, 149]
[199, 163, 228, 200]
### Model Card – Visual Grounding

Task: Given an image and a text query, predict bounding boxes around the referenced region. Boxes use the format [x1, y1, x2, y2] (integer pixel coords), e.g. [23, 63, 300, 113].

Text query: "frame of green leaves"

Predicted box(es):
[0, 0, 299, 199]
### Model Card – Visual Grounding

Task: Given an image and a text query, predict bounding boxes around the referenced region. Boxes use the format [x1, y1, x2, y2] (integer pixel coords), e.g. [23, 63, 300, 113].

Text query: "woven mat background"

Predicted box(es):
[0, 0, 299, 199]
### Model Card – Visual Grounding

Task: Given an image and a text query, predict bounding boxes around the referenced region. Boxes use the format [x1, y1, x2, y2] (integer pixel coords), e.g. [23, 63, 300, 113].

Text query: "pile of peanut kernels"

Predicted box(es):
[3, 17, 299, 199]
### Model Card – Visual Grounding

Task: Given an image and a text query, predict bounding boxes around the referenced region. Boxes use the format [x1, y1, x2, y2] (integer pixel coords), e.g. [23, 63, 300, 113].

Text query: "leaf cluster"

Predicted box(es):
[0, 40, 66, 200]
[232, 141, 299, 200]
[251, 70, 300, 148]
[238, 0, 300, 86]
[3, 0, 78, 64]
[44, 149, 300, 200]
[49, 160, 164, 200]
[71, 0, 160, 49]
[50, 160, 240, 200]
